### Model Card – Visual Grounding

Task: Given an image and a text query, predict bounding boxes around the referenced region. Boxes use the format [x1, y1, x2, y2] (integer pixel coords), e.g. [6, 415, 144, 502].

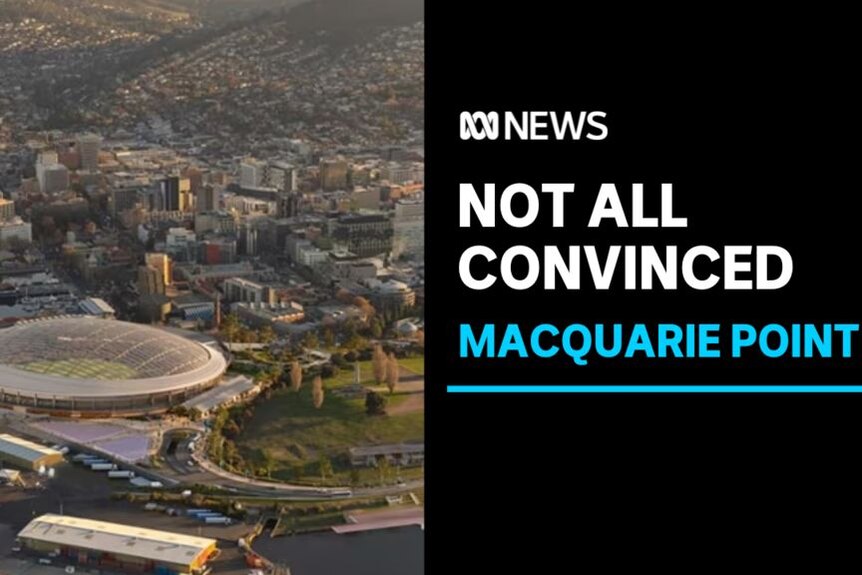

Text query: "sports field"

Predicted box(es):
[20, 359, 140, 380]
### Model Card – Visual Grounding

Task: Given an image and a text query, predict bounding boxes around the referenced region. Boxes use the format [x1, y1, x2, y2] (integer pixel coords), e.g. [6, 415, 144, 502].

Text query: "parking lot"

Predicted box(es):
[1, 462, 251, 574]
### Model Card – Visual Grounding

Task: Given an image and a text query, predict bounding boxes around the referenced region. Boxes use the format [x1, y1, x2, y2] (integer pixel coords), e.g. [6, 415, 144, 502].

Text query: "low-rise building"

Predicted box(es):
[349, 443, 425, 467]
[233, 301, 305, 330]
[0, 433, 64, 470]
[181, 375, 259, 417]
[17, 514, 218, 575]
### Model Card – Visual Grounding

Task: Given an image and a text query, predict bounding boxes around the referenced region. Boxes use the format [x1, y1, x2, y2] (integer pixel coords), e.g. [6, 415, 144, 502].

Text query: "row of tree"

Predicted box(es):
[372, 344, 401, 394]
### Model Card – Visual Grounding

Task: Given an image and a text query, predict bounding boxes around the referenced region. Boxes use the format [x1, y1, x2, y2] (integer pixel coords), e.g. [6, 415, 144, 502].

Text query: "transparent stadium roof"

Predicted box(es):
[0, 317, 211, 380]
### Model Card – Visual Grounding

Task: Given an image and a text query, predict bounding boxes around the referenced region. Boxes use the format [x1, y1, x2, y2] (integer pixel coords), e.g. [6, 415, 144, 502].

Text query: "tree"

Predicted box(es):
[318, 456, 333, 481]
[312, 375, 325, 409]
[290, 361, 302, 392]
[259, 325, 276, 344]
[369, 317, 384, 339]
[323, 327, 335, 348]
[365, 390, 388, 415]
[269, 365, 283, 388]
[221, 313, 240, 342]
[353, 296, 375, 318]
[372, 344, 387, 384]
[260, 449, 276, 478]
[349, 467, 361, 486]
[336, 288, 354, 303]
[377, 457, 391, 485]
[386, 353, 400, 394]
[291, 463, 305, 480]
[302, 330, 320, 350]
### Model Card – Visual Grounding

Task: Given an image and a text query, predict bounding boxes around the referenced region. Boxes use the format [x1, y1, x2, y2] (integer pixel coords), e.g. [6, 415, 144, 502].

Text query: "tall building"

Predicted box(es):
[393, 199, 425, 259]
[239, 223, 259, 256]
[268, 161, 297, 193]
[36, 162, 69, 194]
[0, 198, 15, 221]
[198, 237, 237, 265]
[240, 158, 266, 188]
[320, 158, 349, 191]
[182, 166, 203, 197]
[144, 253, 172, 287]
[197, 184, 218, 213]
[155, 177, 191, 212]
[223, 277, 276, 305]
[110, 187, 141, 217]
[137, 265, 166, 295]
[77, 133, 102, 171]
[330, 213, 393, 257]
[278, 192, 302, 218]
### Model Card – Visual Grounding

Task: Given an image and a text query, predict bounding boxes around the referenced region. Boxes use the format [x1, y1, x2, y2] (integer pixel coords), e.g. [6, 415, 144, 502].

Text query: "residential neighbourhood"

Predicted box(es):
[0, 1, 424, 574]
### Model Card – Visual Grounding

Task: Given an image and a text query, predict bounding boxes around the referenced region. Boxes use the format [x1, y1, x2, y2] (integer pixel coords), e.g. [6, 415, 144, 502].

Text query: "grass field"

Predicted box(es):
[234, 357, 424, 486]
[329, 356, 424, 384]
[398, 356, 425, 375]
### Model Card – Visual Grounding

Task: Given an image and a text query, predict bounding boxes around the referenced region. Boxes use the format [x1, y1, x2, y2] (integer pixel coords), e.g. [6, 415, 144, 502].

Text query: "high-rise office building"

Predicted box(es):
[393, 199, 425, 259]
[223, 277, 276, 305]
[110, 187, 141, 217]
[240, 159, 266, 188]
[77, 133, 102, 171]
[197, 185, 218, 213]
[144, 253, 172, 287]
[137, 265, 166, 295]
[155, 177, 192, 212]
[35, 163, 69, 194]
[268, 161, 297, 193]
[330, 212, 394, 257]
[320, 158, 349, 191]
[278, 192, 302, 218]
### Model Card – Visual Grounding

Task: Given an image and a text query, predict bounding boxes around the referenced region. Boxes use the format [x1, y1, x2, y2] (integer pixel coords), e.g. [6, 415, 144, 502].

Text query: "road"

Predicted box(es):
[0, 463, 251, 575]
[159, 429, 424, 499]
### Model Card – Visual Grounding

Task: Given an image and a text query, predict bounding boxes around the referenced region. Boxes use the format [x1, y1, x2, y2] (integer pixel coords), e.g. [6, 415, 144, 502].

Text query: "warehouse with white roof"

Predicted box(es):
[17, 514, 218, 575]
[0, 433, 64, 470]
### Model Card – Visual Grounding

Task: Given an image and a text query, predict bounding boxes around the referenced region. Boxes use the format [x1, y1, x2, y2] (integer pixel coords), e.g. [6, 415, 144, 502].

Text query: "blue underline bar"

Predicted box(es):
[447, 385, 862, 393]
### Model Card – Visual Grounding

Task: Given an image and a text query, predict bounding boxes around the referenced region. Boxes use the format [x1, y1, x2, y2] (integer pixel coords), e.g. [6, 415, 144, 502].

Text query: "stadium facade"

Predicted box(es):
[0, 317, 227, 417]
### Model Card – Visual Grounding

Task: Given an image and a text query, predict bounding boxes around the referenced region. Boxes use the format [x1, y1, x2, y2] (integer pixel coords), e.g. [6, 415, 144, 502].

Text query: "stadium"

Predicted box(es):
[0, 317, 227, 417]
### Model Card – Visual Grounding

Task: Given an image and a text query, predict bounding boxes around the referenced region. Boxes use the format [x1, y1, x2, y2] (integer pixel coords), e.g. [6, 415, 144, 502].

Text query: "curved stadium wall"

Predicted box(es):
[0, 317, 227, 417]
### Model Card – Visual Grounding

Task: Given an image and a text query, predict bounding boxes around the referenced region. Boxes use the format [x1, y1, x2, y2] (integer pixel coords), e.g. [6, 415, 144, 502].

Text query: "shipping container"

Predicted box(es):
[107, 470, 135, 478]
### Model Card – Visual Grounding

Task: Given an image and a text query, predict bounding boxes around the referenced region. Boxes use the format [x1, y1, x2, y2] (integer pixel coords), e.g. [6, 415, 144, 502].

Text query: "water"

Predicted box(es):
[253, 526, 424, 575]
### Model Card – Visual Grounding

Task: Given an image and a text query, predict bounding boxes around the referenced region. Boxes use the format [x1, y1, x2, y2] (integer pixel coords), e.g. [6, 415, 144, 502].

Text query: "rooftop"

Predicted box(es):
[0, 317, 210, 380]
[182, 375, 257, 413]
[18, 514, 216, 567]
[349, 443, 425, 457]
[0, 433, 62, 462]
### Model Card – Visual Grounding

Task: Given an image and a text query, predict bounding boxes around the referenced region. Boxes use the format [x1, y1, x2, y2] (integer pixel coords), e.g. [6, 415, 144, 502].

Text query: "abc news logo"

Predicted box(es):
[459, 111, 608, 141]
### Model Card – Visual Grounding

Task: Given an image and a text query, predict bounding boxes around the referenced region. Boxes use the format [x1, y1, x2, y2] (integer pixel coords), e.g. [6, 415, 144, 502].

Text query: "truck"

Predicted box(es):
[108, 470, 135, 479]
[204, 516, 233, 525]
[90, 463, 118, 471]
[74, 455, 101, 463]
